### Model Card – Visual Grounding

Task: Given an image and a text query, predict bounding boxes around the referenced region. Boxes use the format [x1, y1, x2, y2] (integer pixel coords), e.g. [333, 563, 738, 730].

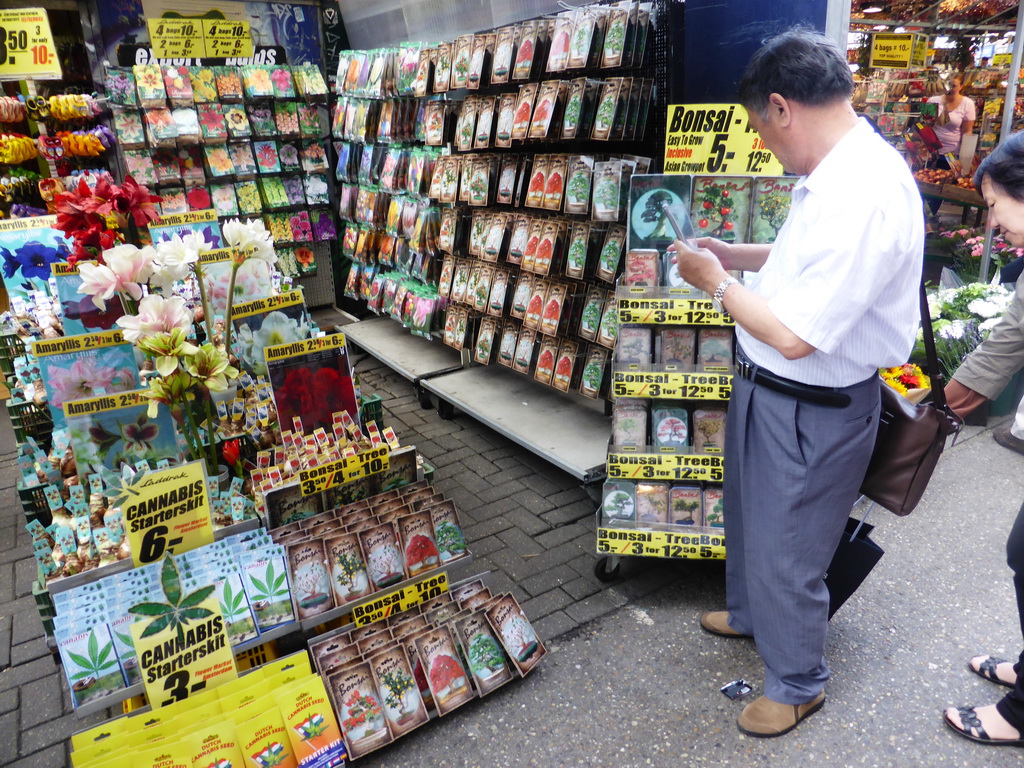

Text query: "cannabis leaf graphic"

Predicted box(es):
[220, 579, 249, 623]
[128, 557, 215, 644]
[67, 629, 119, 681]
[248, 560, 289, 601]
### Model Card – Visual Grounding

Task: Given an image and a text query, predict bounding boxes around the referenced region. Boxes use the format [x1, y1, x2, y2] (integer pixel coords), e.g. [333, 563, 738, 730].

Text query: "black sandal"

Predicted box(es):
[943, 706, 1024, 747]
[970, 656, 1016, 689]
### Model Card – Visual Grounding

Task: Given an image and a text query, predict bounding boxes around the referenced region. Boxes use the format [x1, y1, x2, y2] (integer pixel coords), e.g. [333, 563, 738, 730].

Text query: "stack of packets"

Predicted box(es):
[69, 652, 347, 768]
[612, 400, 727, 453]
[269, 482, 469, 623]
[2, 291, 64, 345]
[212, 369, 284, 447]
[25, 456, 258, 583]
[251, 411, 404, 518]
[54, 529, 295, 710]
[308, 578, 545, 759]
[601, 480, 724, 529]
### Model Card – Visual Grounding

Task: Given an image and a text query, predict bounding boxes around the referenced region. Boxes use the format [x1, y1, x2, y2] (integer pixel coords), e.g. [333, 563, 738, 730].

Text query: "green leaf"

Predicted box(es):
[96, 657, 119, 672]
[129, 602, 174, 617]
[140, 614, 173, 638]
[222, 580, 234, 606]
[229, 590, 244, 612]
[70, 670, 93, 681]
[249, 577, 268, 596]
[161, 558, 182, 606]
[87, 630, 98, 663]
[114, 631, 133, 647]
[272, 572, 286, 591]
[266, 562, 276, 584]
[179, 585, 215, 609]
[67, 651, 91, 669]
[95, 642, 114, 668]
[179, 607, 214, 621]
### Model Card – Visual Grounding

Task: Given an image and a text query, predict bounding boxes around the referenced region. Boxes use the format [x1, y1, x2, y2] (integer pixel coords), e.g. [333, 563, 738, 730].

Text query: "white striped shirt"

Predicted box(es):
[737, 118, 924, 387]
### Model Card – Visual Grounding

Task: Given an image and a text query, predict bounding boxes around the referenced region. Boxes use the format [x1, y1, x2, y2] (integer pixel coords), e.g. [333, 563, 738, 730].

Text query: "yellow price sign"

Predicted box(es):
[122, 461, 215, 567]
[131, 594, 237, 708]
[612, 370, 732, 400]
[0, 8, 61, 80]
[597, 527, 726, 560]
[202, 19, 253, 58]
[147, 18, 207, 59]
[617, 297, 733, 326]
[351, 571, 449, 626]
[664, 104, 783, 176]
[870, 33, 923, 69]
[992, 53, 1012, 67]
[298, 447, 391, 496]
[607, 452, 724, 481]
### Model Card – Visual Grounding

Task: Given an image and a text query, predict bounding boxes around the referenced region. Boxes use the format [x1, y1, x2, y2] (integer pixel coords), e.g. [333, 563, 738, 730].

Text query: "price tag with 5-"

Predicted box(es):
[664, 104, 783, 177]
[607, 452, 724, 481]
[617, 297, 734, 326]
[597, 527, 726, 560]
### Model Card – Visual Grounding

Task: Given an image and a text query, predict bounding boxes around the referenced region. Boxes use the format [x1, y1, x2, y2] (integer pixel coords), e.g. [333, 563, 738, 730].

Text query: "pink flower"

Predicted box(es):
[116, 294, 193, 343]
[48, 357, 119, 407]
[77, 244, 156, 309]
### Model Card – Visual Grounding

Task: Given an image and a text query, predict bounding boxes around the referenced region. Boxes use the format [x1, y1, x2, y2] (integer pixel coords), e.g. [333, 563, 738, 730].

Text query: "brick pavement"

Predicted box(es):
[0, 351, 686, 764]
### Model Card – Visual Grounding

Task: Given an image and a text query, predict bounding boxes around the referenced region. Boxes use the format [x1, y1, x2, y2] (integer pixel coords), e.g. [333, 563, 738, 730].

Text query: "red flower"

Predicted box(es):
[186, 187, 212, 211]
[222, 439, 241, 467]
[116, 175, 162, 226]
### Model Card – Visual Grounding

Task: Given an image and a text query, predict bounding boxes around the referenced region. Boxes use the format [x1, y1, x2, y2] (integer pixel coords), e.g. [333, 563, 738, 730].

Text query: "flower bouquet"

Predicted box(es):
[881, 363, 931, 404]
[937, 227, 1024, 282]
[918, 282, 1014, 379]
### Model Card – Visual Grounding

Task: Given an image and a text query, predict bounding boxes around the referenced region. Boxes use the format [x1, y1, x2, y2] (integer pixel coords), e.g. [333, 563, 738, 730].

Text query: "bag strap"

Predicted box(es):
[919, 282, 949, 411]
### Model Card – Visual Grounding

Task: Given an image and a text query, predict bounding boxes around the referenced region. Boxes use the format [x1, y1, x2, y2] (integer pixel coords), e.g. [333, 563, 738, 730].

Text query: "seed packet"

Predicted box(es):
[561, 78, 586, 139]
[326, 662, 392, 759]
[214, 66, 244, 101]
[551, 339, 578, 393]
[565, 222, 591, 281]
[304, 174, 331, 207]
[222, 104, 250, 139]
[454, 611, 514, 696]
[415, 626, 475, 715]
[750, 176, 796, 244]
[524, 157, 547, 210]
[491, 26, 516, 85]
[564, 156, 593, 216]
[359, 522, 406, 589]
[235, 180, 262, 215]
[161, 65, 193, 105]
[691, 176, 752, 244]
[57, 623, 125, 708]
[242, 64, 275, 99]
[228, 141, 257, 176]
[278, 141, 301, 173]
[159, 186, 188, 215]
[474, 96, 496, 149]
[693, 407, 727, 455]
[697, 327, 733, 370]
[703, 487, 725, 527]
[253, 140, 281, 174]
[617, 326, 651, 365]
[123, 150, 156, 185]
[496, 323, 518, 368]
[596, 224, 626, 282]
[592, 78, 622, 141]
[244, 105, 274, 138]
[468, 33, 493, 89]
[651, 402, 689, 449]
[658, 327, 697, 365]
[298, 104, 321, 138]
[283, 175, 306, 206]
[612, 401, 647, 447]
[670, 486, 702, 526]
[187, 66, 218, 103]
[473, 265, 494, 312]
[509, 272, 533, 321]
[540, 280, 567, 336]
[603, 479, 636, 522]
[286, 540, 335, 621]
[579, 344, 609, 399]
[523, 278, 549, 330]
[511, 83, 538, 140]
[636, 482, 670, 525]
[210, 183, 239, 217]
[542, 157, 568, 213]
[597, 297, 619, 348]
[485, 594, 545, 675]
[456, 98, 476, 149]
[177, 146, 205, 184]
[451, 34, 473, 89]
[513, 21, 540, 80]
[112, 109, 145, 149]
[546, 13, 574, 72]
[369, 645, 429, 738]
[434, 42, 453, 93]
[429, 500, 468, 564]
[529, 81, 561, 139]
[398, 512, 442, 577]
[622, 249, 660, 286]
[493, 93, 517, 149]
[144, 107, 178, 147]
[105, 67, 138, 107]
[133, 63, 166, 106]
[275, 101, 300, 136]
[593, 160, 624, 222]
[534, 336, 559, 385]
[466, 160, 490, 207]
[602, 6, 630, 67]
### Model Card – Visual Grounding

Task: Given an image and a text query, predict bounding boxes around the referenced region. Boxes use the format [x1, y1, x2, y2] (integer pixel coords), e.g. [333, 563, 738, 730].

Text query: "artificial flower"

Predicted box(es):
[152, 233, 203, 288]
[116, 294, 193, 343]
[144, 369, 195, 418]
[185, 343, 238, 392]
[222, 218, 276, 265]
[137, 328, 199, 377]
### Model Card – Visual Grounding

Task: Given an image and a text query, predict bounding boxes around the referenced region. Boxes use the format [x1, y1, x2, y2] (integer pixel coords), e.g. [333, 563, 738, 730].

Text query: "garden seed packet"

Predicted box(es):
[628, 174, 693, 251]
[369, 646, 429, 738]
[485, 593, 546, 675]
[325, 533, 372, 605]
[286, 540, 335, 621]
[34, 331, 140, 431]
[264, 482, 325, 528]
[278, 675, 346, 765]
[691, 176, 752, 244]
[57, 623, 125, 708]
[697, 327, 733, 370]
[359, 522, 407, 590]
[658, 327, 697, 365]
[579, 344, 609, 399]
[693, 407, 727, 455]
[240, 551, 296, 631]
[329, 661, 393, 758]
[636, 481, 670, 525]
[230, 290, 311, 378]
[266, 334, 358, 436]
[612, 400, 648, 447]
[750, 176, 796, 244]
[428, 500, 468, 564]
[671, 485, 702, 526]
[414, 627, 475, 715]
[704, 487, 725, 527]
[51, 261, 125, 335]
[454, 611, 514, 696]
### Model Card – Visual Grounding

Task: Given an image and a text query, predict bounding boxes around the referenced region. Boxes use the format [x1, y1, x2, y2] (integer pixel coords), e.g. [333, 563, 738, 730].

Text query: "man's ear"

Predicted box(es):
[767, 93, 792, 128]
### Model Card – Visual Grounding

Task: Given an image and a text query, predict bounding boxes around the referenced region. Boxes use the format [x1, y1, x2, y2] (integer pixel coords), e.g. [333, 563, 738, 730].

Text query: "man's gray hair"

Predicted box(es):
[738, 28, 854, 119]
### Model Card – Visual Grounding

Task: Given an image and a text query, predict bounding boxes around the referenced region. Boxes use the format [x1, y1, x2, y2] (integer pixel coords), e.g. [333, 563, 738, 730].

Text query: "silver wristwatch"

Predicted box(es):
[711, 276, 739, 313]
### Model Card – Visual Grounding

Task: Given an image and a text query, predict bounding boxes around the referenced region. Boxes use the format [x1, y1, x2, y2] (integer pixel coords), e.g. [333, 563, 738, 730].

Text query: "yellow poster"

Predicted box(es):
[142, 0, 252, 60]
[130, 558, 238, 708]
[664, 104, 784, 176]
[123, 461, 214, 567]
[0, 9, 61, 80]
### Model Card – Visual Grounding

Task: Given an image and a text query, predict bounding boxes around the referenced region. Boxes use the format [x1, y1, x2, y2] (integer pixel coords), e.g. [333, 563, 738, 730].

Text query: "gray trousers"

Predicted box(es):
[723, 371, 880, 704]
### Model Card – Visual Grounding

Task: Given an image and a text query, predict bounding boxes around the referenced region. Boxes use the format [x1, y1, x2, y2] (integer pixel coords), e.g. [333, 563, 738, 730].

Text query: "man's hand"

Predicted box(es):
[667, 239, 730, 295]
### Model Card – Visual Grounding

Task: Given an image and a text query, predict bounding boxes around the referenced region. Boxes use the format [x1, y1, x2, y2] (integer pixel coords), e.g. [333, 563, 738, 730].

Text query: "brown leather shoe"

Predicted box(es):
[699, 611, 751, 638]
[737, 692, 826, 737]
[994, 428, 1024, 456]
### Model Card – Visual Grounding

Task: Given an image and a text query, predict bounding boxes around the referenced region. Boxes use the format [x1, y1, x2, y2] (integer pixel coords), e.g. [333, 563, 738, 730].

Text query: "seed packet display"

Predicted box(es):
[596, 224, 626, 283]
[511, 82, 538, 141]
[750, 176, 796, 244]
[329, 662, 393, 758]
[454, 612, 514, 696]
[34, 332, 140, 432]
[57, 623, 125, 709]
[486, 594, 545, 675]
[429, 500, 468, 564]
[497, 323, 518, 368]
[636, 482, 670, 525]
[698, 327, 734, 370]
[658, 327, 697, 365]
[592, 160, 623, 222]
[603, 480, 636, 522]
[612, 400, 648, 447]
[651, 402, 689, 449]
[414, 626, 474, 715]
[359, 522, 407, 589]
[324, 533, 373, 605]
[704, 487, 725, 527]
[691, 176, 753, 243]
[622, 249, 660, 287]
[693, 407, 727, 455]
[551, 339, 579, 393]
[629, 174, 693, 251]
[671, 485, 703, 526]
[369, 646, 429, 738]
[579, 344, 609, 399]
[287, 540, 335, 621]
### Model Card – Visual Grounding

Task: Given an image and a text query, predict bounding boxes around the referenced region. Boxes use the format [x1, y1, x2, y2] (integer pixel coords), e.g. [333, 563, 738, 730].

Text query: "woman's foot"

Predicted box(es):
[943, 704, 1024, 745]
[970, 655, 1018, 688]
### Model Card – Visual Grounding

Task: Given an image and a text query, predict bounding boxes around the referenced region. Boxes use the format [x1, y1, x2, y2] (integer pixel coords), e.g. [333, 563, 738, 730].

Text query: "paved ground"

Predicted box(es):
[3, 336, 1024, 766]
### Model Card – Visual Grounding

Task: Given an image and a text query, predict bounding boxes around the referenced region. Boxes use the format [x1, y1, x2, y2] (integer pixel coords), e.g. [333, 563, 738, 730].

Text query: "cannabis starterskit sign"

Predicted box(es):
[130, 557, 238, 707]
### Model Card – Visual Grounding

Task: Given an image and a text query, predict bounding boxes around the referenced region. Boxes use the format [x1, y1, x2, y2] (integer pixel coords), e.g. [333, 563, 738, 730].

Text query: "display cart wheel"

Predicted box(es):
[437, 399, 455, 420]
[594, 556, 621, 582]
[418, 387, 433, 410]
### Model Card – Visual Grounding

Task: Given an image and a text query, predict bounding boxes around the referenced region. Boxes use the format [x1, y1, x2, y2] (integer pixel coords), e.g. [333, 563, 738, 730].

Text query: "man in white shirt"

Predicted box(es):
[672, 29, 923, 737]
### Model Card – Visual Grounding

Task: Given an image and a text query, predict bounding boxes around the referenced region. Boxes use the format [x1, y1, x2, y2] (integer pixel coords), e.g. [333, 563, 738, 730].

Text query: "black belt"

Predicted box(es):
[736, 356, 851, 408]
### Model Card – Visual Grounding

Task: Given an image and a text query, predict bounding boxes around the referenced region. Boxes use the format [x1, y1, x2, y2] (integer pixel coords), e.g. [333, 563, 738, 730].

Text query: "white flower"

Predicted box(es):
[967, 298, 1003, 319]
[981, 317, 1002, 334]
[927, 294, 942, 320]
[116, 295, 193, 343]
[938, 319, 967, 340]
[222, 218, 277, 265]
[152, 233, 203, 289]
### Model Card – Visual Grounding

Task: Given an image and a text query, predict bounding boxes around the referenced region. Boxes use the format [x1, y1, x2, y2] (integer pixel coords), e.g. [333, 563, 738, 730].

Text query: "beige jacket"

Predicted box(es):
[950, 278, 1024, 401]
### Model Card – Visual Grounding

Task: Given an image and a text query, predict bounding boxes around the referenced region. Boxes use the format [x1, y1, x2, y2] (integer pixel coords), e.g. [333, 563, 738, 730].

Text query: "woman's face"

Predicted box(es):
[947, 77, 963, 96]
[982, 175, 1024, 247]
